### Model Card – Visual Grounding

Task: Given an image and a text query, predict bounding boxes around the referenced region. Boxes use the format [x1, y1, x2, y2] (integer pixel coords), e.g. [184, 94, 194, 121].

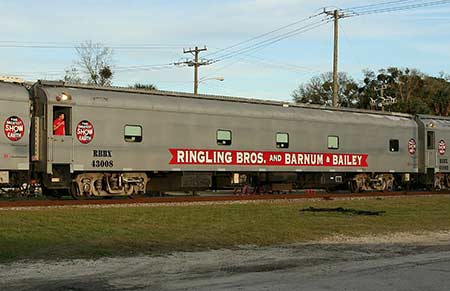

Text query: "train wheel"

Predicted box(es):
[349, 180, 360, 193]
[446, 175, 450, 188]
[124, 183, 134, 196]
[379, 178, 387, 192]
[70, 182, 84, 200]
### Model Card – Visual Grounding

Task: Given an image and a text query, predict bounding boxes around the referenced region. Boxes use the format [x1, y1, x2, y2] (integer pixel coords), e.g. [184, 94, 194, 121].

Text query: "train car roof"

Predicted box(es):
[36, 80, 416, 127]
[416, 114, 450, 129]
[0, 80, 30, 101]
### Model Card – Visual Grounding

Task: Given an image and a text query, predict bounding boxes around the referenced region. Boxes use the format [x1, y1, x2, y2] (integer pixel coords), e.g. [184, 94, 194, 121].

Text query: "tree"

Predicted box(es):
[131, 83, 158, 90]
[358, 67, 430, 114]
[63, 67, 82, 84]
[292, 67, 450, 116]
[69, 41, 114, 86]
[424, 77, 450, 116]
[291, 72, 359, 107]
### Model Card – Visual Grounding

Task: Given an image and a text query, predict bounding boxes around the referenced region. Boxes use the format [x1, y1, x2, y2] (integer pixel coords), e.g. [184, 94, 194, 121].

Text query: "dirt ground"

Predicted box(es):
[1, 231, 450, 290]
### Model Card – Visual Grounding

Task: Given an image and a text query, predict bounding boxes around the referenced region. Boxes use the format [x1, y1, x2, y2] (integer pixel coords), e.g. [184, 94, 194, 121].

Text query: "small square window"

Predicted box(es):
[390, 139, 399, 152]
[217, 130, 232, 145]
[276, 133, 289, 148]
[124, 125, 142, 142]
[328, 136, 339, 149]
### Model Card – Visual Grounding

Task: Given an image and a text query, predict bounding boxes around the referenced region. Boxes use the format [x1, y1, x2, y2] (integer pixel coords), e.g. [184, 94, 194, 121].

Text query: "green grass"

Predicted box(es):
[0, 196, 449, 262]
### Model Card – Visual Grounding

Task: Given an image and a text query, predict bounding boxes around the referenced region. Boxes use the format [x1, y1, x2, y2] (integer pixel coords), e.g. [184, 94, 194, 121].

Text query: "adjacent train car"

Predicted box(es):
[416, 115, 450, 189]
[0, 80, 30, 188]
[30, 81, 419, 198]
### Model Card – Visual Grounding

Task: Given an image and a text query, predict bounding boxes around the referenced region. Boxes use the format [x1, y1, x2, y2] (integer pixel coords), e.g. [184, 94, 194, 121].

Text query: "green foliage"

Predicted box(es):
[131, 83, 158, 90]
[293, 67, 450, 116]
[291, 72, 359, 107]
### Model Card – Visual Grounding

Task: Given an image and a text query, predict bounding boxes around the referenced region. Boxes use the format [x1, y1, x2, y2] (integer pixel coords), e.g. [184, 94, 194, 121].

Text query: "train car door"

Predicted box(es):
[426, 130, 437, 170]
[50, 105, 73, 164]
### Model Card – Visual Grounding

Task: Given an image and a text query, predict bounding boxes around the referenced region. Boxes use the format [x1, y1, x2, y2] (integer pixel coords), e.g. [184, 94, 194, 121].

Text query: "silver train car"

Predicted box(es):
[1, 79, 450, 197]
[0, 81, 30, 188]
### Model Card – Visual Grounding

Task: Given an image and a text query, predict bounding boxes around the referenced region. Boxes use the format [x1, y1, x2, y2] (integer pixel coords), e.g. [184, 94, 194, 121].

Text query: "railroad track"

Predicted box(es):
[0, 191, 449, 209]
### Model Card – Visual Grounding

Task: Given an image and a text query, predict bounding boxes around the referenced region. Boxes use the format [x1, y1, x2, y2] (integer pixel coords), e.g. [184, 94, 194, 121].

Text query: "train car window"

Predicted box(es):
[427, 131, 435, 150]
[217, 130, 232, 145]
[124, 125, 142, 142]
[389, 139, 399, 152]
[327, 136, 339, 149]
[53, 106, 71, 136]
[276, 133, 289, 148]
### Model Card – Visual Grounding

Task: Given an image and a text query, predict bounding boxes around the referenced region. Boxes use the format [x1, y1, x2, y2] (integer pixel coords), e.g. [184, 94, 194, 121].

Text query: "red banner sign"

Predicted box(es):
[169, 149, 368, 167]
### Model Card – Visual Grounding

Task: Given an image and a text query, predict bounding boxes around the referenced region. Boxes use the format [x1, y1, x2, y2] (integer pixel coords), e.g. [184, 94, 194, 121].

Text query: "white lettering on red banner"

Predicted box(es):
[169, 149, 368, 167]
[4, 116, 25, 142]
[76, 120, 94, 144]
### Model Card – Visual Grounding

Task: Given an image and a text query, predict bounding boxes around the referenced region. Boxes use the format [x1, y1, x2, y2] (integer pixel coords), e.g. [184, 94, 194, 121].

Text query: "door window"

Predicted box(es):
[53, 106, 71, 136]
[427, 131, 435, 150]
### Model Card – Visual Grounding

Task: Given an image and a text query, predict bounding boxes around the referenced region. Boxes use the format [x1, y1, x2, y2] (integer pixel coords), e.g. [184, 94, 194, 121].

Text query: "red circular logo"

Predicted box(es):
[4, 116, 25, 142]
[438, 140, 446, 155]
[408, 138, 416, 155]
[76, 120, 94, 144]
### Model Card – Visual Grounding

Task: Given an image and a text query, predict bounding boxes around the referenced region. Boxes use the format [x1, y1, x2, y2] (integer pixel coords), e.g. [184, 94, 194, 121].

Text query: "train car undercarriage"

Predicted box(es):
[4, 170, 450, 199]
[70, 172, 148, 198]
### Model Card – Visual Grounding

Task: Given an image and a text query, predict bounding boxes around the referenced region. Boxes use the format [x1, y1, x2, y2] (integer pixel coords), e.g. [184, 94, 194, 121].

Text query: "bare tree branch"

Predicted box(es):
[75, 41, 114, 86]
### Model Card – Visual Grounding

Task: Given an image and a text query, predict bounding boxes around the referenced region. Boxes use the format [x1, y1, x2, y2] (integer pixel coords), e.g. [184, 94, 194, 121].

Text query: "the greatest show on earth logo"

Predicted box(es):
[76, 120, 94, 144]
[438, 140, 446, 155]
[408, 138, 417, 155]
[4, 116, 25, 142]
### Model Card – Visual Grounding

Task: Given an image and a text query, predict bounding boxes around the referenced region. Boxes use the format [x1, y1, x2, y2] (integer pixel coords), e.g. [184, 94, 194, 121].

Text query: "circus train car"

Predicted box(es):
[0, 80, 30, 191]
[416, 115, 450, 190]
[26, 80, 422, 198]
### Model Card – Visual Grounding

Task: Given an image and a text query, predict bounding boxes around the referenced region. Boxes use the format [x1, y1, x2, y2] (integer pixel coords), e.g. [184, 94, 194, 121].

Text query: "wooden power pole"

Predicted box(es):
[325, 9, 344, 107]
[332, 10, 339, 108]
[178, 46, 211, 94]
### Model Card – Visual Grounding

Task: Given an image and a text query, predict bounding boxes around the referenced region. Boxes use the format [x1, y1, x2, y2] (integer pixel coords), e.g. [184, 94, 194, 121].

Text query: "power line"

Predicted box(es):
[204, 12, 324, 58]
[212, 17, 333, 62]
[241, 55, 319, 73]
[343, 0, 420, 11]
[0, 41, 193, 50]
[344, 0, 450, 16]
[0, 45, 189, 50]
[114, 63, 177, 72]
[338, 23, 365, 72]
[1, 62, 179, 77]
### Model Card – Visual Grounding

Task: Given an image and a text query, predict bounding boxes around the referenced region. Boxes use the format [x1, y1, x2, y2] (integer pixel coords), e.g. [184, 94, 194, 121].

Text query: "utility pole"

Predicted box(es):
[176, 46, 212, 94]
[325, 9, 344, 107]
[375, 84, 389, 111]
[375, 84, 388, 99]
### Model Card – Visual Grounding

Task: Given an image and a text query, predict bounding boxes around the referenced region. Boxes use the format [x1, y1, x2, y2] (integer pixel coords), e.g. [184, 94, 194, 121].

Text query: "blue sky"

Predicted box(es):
[1, 0, 449, 101]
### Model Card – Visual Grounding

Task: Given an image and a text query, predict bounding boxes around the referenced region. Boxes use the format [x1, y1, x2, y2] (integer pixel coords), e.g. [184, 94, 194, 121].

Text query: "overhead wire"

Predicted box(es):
[0, 40, 190, 47]
[212, 17, 333, 62]
[343, 0, 450, 17]
[343, 0, 421, 11]
[4, 1, 449, 80]
[204, 11, 324, 58]
[0, 44, 189, 50]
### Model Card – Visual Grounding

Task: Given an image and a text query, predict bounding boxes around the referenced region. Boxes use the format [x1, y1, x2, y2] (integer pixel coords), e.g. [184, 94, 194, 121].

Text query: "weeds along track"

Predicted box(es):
[0, 191, 449, 209]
